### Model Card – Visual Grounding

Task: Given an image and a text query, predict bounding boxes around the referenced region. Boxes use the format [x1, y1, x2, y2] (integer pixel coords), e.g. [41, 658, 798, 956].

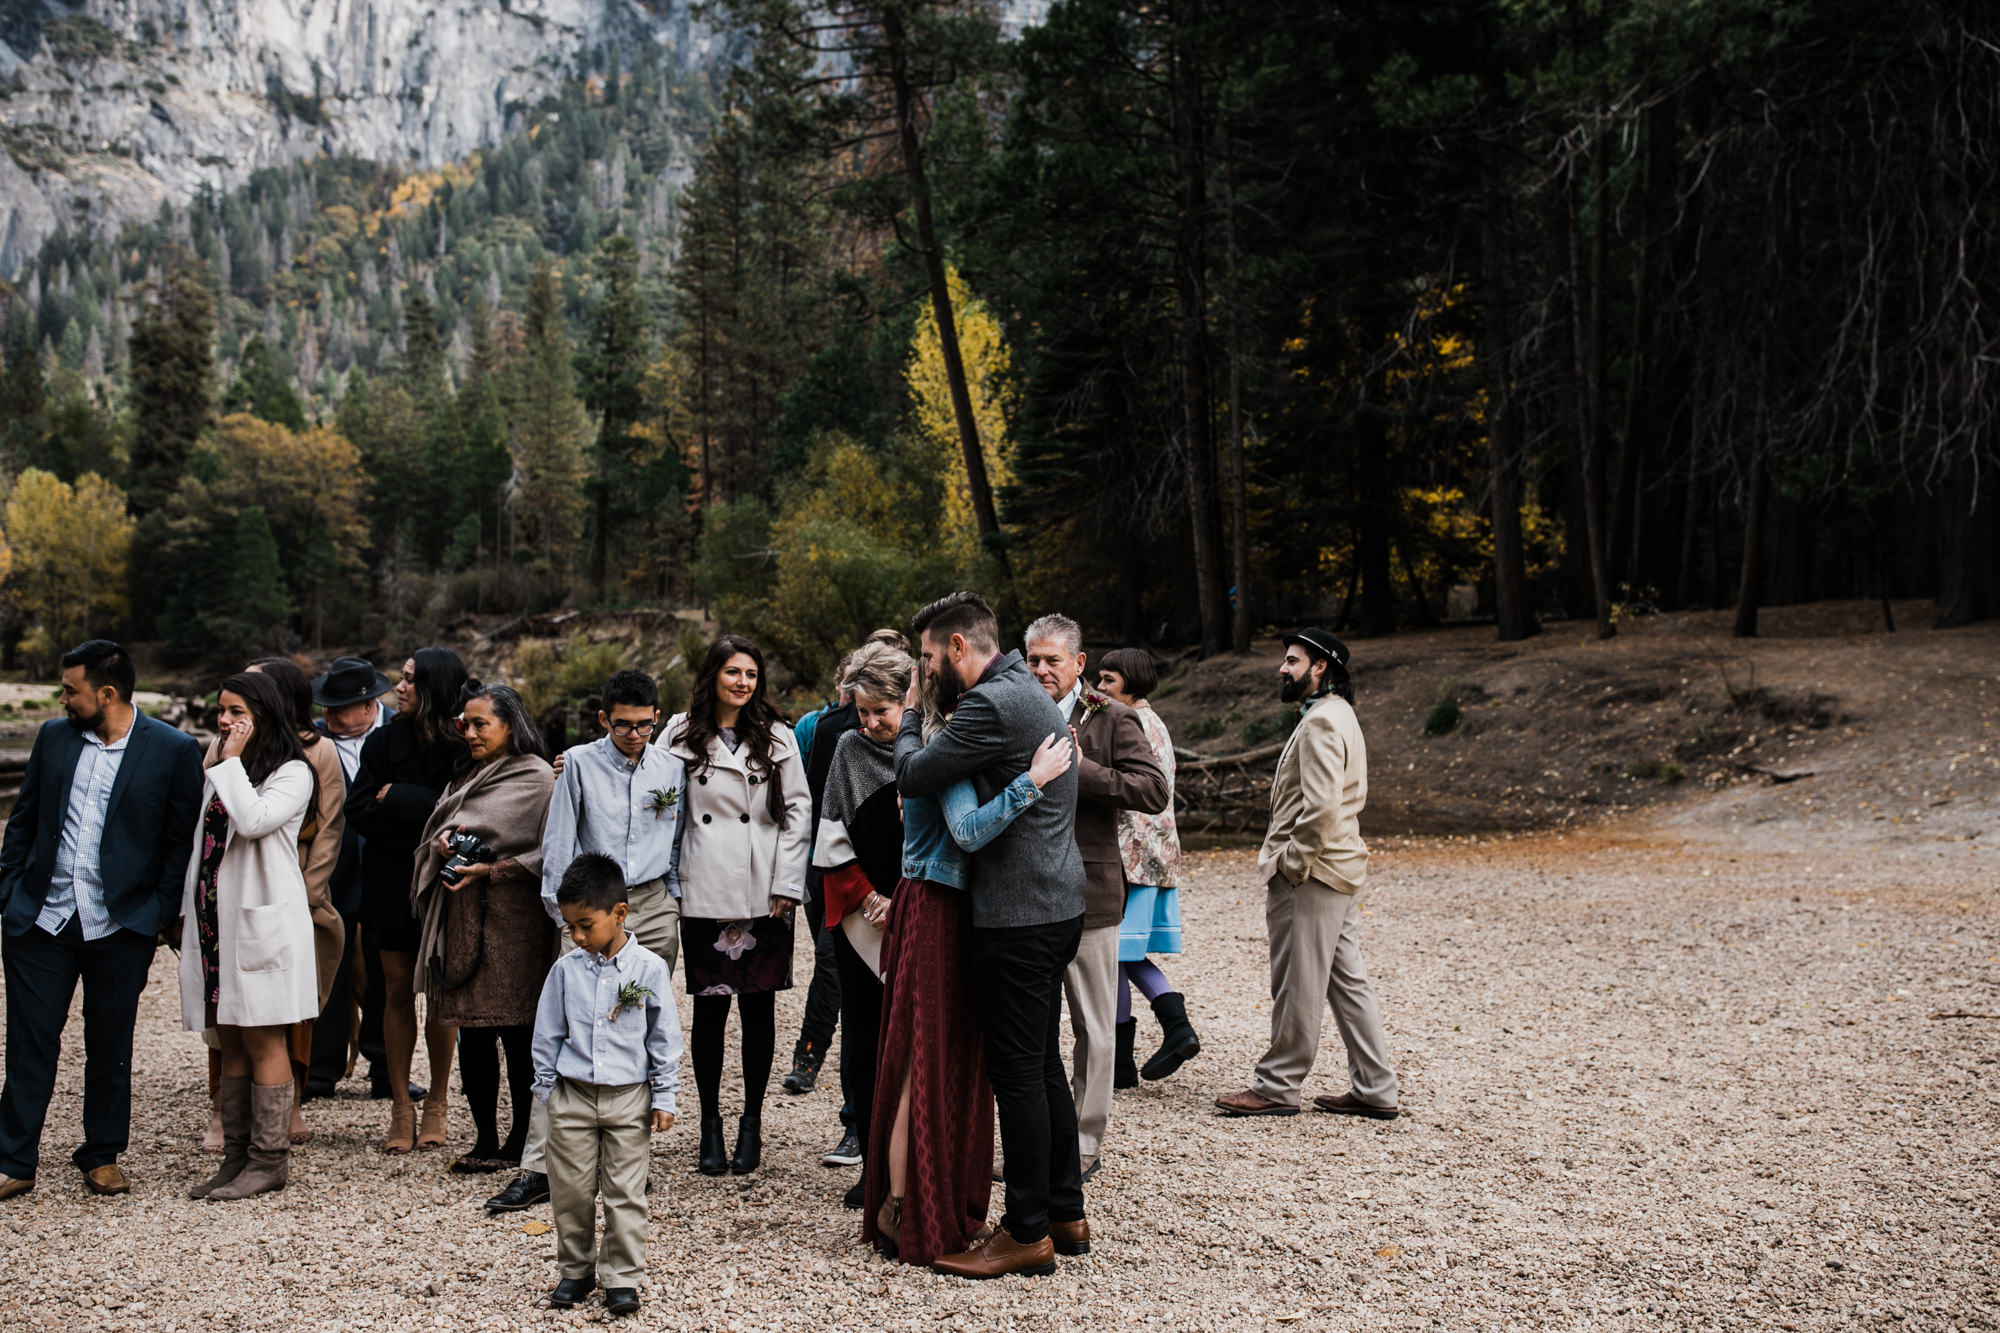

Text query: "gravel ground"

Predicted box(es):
[1, 815, 1995, 1332]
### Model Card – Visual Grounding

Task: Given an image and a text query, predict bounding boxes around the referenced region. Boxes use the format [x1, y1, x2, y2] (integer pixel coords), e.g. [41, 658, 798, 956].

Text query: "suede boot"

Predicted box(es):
[209, 1081, 294, 1200]
[1113, 1019, 1139, 1089]
[1141, 993, 1201, 1081]
[189, 1076, 252, 1199]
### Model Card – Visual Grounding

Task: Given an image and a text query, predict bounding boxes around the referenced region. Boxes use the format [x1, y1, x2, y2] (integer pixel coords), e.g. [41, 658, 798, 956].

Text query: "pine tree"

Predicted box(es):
[224, 506, 294, 654]
[125, 251, 215, 516]
[512, 263, 590, 570]
[221, 335, 307, 430]
[578, 233, 650, 597]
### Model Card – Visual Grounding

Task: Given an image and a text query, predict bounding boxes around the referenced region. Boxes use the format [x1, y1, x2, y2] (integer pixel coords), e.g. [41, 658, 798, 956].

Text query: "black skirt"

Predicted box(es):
[680, 914, 796, 997]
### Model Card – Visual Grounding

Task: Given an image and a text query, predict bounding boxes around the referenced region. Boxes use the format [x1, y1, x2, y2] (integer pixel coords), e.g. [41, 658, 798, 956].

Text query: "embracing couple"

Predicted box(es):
[882, 591, 1090, 1279]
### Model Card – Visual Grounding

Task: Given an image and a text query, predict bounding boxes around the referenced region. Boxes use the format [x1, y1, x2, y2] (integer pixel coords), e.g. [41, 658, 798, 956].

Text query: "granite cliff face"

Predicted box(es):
[0, 0, 711, 275]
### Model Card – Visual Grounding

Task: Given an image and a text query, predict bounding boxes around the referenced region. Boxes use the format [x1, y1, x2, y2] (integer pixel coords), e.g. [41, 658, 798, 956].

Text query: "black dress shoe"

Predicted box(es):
[603, 1287, 640, 1316]
[549, 1275, 595, 1309]
[730, 1113, 762, 1175]
[484, 1170, 549, 1213]
[842, 1177, 866, 1209]
[697, 1115, 728, 1176]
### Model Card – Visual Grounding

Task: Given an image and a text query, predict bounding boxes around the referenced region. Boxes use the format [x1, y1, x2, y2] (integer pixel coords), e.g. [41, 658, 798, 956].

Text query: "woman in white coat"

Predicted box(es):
[179, 672, 318, 1201]
[667, 635, 811, 1178]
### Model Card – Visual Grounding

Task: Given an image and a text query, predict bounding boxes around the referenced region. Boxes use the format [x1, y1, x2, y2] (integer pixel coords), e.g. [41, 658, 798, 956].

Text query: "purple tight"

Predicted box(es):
[1117, 959, 1173, 1024]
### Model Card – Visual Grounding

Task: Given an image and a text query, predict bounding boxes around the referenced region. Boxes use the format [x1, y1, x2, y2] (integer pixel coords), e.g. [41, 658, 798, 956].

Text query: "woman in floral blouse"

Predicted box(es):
[1095, 649, 1200, 1085]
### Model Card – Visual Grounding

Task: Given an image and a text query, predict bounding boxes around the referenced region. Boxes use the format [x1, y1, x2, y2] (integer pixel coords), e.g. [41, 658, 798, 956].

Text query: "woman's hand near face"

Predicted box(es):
[1028, 732, 1075, 789]
[219, 716, 252, 761]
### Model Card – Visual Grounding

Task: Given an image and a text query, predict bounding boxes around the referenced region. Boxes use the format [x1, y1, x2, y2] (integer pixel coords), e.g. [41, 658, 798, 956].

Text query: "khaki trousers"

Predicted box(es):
[521, 879, 679, 1175]
[545, 1079, 652, 1287]
[1250, 875, 1398, 1110]
[1063, 923, 1120, 1162]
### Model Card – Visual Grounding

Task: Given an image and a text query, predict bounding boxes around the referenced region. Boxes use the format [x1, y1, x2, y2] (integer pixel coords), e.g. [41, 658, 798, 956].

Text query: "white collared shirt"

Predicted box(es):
[324, 701, 387, 783]
[39, 724, 133, 940]
[1057, 680, 1083, 723]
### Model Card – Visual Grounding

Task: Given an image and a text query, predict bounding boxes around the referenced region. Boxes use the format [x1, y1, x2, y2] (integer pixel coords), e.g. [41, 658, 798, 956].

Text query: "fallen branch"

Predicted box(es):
[1735, 762, 1817, 783]
[1175, 739, 1288, 772]
[1930, 1011, 2000, 1021]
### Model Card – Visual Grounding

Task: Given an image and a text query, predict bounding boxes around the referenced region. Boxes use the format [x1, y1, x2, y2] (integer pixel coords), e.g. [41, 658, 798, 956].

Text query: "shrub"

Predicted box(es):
[1423, 699, 1461, 736]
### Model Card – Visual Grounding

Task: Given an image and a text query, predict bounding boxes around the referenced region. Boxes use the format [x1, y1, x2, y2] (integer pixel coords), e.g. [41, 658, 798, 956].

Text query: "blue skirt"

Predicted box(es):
[1118, 884, 1182, 960]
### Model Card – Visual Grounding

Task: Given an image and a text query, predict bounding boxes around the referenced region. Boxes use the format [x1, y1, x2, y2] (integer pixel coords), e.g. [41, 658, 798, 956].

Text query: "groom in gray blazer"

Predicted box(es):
[894, 592, 1089, 1279]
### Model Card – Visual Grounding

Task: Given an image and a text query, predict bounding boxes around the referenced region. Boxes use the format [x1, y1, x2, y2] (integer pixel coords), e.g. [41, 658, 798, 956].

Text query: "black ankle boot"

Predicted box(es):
[697, 1115, 728, 1176]
[1114, 1019, 1139, 1089]
[1142, 992, 1201, 1081]
[730, 1113, 762, 1175]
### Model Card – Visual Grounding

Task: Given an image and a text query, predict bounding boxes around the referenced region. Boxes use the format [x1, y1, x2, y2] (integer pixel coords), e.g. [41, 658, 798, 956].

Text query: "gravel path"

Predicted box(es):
[1, 822, 1994, 1332]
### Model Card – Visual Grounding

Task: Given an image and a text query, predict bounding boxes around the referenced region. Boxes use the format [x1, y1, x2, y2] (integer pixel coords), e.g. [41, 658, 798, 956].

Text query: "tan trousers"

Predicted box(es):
[1063, 923, 1120, 1162]
[1250, 875, 1398, 1110]
[546, 1079, 652, 1287]
[521, 879, 679, 1175]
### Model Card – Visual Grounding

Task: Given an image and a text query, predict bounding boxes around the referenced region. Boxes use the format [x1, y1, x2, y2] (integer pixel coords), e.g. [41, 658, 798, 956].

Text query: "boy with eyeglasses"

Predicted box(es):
[487, 669, 687, 1215]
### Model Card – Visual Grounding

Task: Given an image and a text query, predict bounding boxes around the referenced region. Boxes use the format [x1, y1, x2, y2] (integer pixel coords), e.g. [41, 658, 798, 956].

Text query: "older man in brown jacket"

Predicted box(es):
[1026, 615, 1169, 1175]
[1216, 629, 1399, 1120]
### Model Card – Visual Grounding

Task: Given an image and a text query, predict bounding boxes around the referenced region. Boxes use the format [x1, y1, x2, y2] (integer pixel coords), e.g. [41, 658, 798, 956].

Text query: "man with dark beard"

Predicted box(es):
[1214, 630, 1399, 1120]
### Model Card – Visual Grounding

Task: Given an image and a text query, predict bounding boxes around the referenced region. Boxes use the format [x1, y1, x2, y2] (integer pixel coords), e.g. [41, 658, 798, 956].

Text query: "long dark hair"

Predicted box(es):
[454, 681, 548, 768]
[249, 657, 320, 747]
[405, 646, 470, 762]
[218, 672, 309, 787]
[677, 634, 788, 826]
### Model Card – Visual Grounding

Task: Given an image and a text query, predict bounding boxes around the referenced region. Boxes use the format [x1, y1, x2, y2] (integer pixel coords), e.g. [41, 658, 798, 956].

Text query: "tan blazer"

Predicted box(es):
[177, 758, 319, 1030]
[666, 714, 812, 922]
[1258, 695, 1369, 894]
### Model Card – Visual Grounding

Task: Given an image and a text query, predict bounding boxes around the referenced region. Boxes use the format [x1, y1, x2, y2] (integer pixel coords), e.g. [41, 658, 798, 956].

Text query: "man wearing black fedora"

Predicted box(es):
[1215, 629, 1400, 1121]
[304, 656, 399, 1100]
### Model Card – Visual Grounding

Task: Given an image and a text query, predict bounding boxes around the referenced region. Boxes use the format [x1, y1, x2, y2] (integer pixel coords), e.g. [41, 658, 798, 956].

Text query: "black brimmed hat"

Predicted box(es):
[311, 656, 396, 708]
[1281, 627, 1349, 668]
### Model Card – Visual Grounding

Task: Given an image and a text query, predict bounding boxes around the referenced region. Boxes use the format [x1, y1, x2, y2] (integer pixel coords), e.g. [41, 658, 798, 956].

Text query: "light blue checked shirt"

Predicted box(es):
[531, 935, 682, 1114]
[540, 737, 687, 921]
[38, 726, 131, 940]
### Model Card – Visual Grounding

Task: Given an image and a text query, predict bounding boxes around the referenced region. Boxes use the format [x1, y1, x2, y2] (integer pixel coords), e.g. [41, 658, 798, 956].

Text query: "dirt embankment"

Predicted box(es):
[1145, 600, 2000, 842]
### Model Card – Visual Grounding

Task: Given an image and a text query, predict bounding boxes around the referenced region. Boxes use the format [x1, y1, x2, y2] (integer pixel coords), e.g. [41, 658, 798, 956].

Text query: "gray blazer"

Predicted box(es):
[894, 651, 1086, 929]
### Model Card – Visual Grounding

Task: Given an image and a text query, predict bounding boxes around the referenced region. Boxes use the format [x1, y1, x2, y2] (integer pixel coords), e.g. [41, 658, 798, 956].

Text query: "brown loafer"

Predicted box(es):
[1050, 1216, 1091, 1256]
[932, 1225, 1057, 1279]
[0, 1174, 34, 1201]
[83, 1164, 131, 1196]
[1312, 1092, 1400, 1120]
[1214, 1088, 1299, 1117]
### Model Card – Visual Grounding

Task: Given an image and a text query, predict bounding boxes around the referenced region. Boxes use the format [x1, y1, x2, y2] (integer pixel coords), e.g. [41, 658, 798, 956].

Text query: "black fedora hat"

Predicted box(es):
[312, 656, 396, 708]
[1281, 627, 1349, 668]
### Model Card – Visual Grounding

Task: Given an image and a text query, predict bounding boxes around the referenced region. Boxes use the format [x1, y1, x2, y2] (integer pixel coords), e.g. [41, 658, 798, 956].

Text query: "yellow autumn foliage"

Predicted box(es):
[906, 265, 1018, 573]
[4, 469, 132, 653]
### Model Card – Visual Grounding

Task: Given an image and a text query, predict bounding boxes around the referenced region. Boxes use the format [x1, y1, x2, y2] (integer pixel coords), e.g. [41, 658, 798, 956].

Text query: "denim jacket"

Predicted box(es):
[901, 772, 1044, 889]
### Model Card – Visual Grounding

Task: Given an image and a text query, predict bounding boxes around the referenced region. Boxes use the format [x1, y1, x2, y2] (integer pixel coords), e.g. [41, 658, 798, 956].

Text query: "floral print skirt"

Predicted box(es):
[680, 914, 795, 997]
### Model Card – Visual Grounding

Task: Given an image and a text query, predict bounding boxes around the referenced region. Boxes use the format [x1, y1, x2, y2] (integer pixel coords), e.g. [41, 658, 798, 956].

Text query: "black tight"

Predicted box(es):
[457, 1023, 534, 1161]
[690, 993, 777, 1120]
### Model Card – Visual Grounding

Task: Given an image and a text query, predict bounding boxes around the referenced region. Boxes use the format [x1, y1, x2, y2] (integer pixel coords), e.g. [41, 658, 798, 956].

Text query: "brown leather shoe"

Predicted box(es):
[0, 1174, 34, 1201]
[1050, 1216, 1091, 1256]
[932, 1226, 1057, 1279]
[83, 1164, 131, 1196]
[1312, 1092, 1400, 1120]
[1214, 1088, 1299, 1117]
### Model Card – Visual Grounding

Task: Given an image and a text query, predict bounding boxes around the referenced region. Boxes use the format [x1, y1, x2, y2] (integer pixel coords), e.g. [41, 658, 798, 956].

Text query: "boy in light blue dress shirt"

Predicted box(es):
[533, 854, 681, 1317]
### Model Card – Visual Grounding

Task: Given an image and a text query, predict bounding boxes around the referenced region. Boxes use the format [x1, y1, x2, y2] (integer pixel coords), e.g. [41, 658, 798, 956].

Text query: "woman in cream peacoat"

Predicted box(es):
[177, 754, 319, 1031]
[666, 712, 812, 923]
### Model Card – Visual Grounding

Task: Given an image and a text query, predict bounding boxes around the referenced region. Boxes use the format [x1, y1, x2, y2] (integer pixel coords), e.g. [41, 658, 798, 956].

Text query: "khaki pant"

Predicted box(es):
[546, 1079, 652, 1287]
[521, 879, 679, 1175]
[1063, 923, 1120, 1162]
[1250, 875, 1398, 1110]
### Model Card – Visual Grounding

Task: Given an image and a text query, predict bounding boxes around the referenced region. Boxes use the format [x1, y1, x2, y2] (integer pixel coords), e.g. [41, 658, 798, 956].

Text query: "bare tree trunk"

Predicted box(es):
[1223, 125, 1253, 654]
[1170, 0, 1226, 653]
[1479, 141, 1540, 642]
[1732, 455, 1769, 638]
[1565, 135, 1615, 639]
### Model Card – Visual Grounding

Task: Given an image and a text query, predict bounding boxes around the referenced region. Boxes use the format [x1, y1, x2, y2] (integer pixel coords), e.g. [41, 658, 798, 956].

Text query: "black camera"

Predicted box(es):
[440, 831, 497, 887]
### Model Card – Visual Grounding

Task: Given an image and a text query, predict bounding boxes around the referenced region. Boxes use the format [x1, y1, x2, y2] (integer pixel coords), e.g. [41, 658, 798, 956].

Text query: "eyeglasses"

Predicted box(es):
[608, 720, 657, 737]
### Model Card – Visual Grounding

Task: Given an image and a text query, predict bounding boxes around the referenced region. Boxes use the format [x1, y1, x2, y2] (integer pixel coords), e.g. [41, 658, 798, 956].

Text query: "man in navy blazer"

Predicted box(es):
[0, 640, 203, 1200]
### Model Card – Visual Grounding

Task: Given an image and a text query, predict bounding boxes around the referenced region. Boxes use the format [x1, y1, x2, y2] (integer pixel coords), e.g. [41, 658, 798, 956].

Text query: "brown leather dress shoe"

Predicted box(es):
[1214, 1088, 1299, 1117]
[1312, 1092, 1400, 1120]
[0, 1174, 34, 1201]
[83, 1164, 131, 1196]
[1050, 1216, 1091, 1256]
[932, 1226, 1057, 1279]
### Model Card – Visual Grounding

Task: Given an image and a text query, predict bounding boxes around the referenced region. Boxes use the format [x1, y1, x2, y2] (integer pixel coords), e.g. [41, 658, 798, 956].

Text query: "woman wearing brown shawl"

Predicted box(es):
[410, 682, 555, 1172]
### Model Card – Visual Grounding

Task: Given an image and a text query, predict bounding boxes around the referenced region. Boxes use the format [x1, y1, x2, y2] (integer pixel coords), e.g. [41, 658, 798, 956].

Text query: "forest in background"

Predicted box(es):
[0, 0, 1994, 692]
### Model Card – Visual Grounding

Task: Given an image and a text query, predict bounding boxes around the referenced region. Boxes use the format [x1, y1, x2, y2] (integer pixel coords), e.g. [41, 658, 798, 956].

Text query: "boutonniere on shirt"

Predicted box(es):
[1079, 689, 1112, 720]
[607, 980, 656, 1023]
[645, 786, 681, 818]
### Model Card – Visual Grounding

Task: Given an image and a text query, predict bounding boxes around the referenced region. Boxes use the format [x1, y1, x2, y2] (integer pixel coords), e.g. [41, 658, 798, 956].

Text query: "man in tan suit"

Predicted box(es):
[1216, 629, 1399, 1119]
[1025, 615, 1169, 1174]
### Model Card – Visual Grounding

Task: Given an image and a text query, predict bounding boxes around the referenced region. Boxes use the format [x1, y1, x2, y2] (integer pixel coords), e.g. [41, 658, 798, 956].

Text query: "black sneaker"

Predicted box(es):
[782, 1045, 823, 1094]
[485, 1170, 549, 1213]
[820, 1128, 863, 1168]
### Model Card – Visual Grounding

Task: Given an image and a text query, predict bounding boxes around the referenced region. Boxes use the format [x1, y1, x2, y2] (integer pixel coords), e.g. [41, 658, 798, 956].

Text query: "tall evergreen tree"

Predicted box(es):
[512, 262, 590, 570]
[578, 233, 650, 597]
[126, 252, 215, 516]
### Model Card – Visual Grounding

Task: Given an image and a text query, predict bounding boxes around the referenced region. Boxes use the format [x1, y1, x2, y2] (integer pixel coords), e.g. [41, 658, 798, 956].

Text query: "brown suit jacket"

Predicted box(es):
[1070, 691, 1170, 928]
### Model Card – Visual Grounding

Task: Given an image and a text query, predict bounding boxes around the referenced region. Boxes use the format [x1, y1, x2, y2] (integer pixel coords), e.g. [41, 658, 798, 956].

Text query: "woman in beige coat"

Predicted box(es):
[178, 672, 319, 1201]
[667, 635, 811, 1177]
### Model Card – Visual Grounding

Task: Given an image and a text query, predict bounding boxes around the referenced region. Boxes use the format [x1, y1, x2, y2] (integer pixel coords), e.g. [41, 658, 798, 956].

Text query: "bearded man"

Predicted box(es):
[1215, 629, 1400, 1121]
